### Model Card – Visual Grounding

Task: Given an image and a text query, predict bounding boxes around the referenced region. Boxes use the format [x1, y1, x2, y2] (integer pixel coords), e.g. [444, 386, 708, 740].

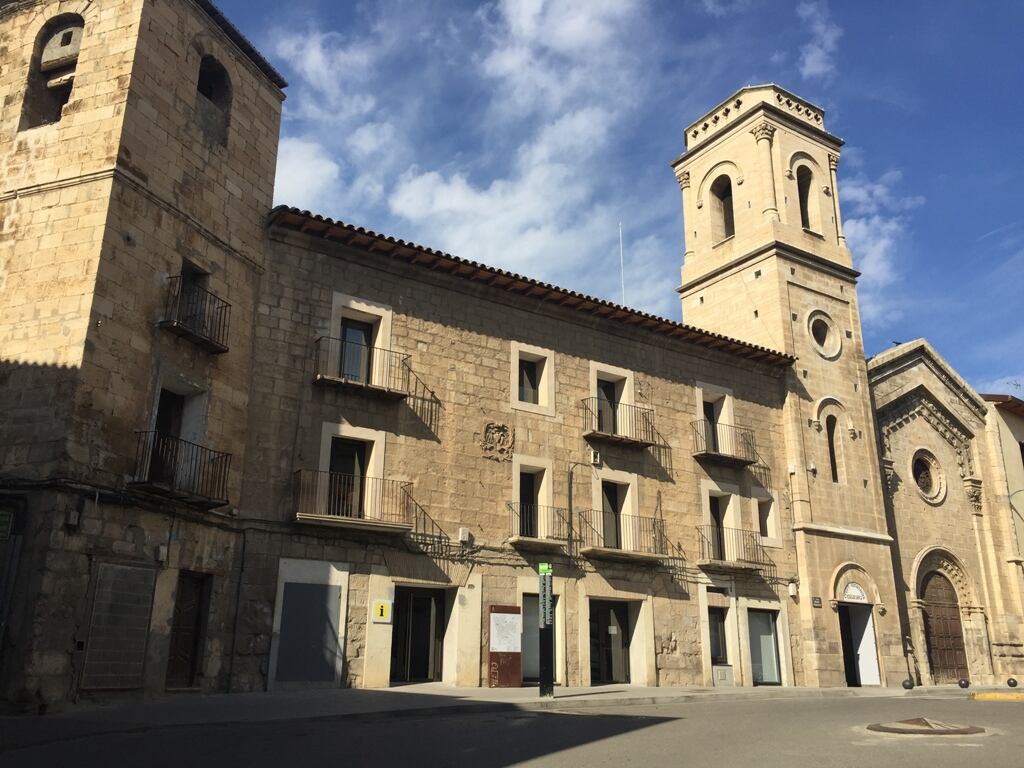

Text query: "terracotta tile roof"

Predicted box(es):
[267, 206, 796, 369]
[196, 0, 287, 89]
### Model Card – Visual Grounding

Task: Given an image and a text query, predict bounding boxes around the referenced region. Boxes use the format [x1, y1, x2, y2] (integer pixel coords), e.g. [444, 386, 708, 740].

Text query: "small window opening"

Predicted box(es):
[195, 55, 232, 146]
[913, 457, 933, 496]
[20, 16, 84, 130]
[758, 499, 775, 538]
[825, 415, 840, 483]
[710, 175, 735, 242]
[518, 358, 540, 404]
[797, 166, 813, 229]
[811, 317, 830, 347]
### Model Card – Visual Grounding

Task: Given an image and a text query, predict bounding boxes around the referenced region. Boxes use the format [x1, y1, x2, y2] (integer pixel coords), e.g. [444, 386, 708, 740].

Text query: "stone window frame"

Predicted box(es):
[909, 447, 946, 506]
[512, 454, 555, 509]
[329, 291, 394, 385]
[510, 341, 556, 417]
[753, 493, 782, 549]
[318, 420, 387, 482]
[590, 466, 640, 521]
[807, 309, 842, 361]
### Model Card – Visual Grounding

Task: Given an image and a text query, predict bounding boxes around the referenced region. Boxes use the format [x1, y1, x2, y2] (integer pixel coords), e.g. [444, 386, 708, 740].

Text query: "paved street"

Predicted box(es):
[2, 695, 1020, 768]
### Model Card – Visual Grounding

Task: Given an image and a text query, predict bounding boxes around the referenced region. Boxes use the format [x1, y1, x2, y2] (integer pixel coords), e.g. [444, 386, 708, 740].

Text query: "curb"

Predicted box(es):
[970, 692, 1024, 702]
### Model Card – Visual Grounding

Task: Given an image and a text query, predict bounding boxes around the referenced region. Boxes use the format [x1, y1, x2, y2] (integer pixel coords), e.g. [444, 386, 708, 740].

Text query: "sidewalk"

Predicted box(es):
[0, 681, 961, 753]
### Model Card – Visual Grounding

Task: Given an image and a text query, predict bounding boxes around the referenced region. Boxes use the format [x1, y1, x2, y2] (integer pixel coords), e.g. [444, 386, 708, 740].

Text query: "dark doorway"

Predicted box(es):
[150, 389, 186, 484]
[921, 572, 968, 683]
[597, 379, 618, 434]
[519, 470, 539, 537]
[391, 587, 446, 683]
[601, 481, 624, 549]
[702, 400, 719, 452]
[589, 600, 630, 685]
[328, 438, 367, 518]
[837, 604, 859, 686]
[837, 602, 881, 687]
[708, 496, 726, 560]
[340, 317, 374, 384]
[165, 572, 210, 689]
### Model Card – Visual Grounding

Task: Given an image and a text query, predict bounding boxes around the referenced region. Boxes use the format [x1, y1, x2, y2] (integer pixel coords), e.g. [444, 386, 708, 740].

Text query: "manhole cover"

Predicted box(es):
[867, 717, 985, 735]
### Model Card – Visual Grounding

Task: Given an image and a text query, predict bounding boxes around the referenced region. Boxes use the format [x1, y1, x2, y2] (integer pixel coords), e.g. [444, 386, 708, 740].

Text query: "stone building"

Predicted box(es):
[0, 0, 1021, 708]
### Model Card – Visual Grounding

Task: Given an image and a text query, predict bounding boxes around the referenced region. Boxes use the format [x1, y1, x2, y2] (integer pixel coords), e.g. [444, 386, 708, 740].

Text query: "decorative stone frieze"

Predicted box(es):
[963, 477, 983, 512]
[480, 423, 514, 462]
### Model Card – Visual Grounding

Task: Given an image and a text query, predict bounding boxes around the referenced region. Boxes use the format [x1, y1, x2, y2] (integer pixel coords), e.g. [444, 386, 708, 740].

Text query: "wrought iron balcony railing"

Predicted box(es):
[130, 431, 231, 508]
[293, 469, 413, 529]
[158, 276, 230, 353]
[691, 419, 757, 466]
[312, 337, 411, 398]
[576, 509, 667, 557]
[696, 524, 771, 570]
[507, 503, 569, 543]
[581, 398, 656, 447]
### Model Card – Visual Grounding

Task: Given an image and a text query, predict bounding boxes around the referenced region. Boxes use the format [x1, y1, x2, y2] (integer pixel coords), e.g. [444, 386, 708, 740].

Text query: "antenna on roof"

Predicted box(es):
[618, 221, 625, 306]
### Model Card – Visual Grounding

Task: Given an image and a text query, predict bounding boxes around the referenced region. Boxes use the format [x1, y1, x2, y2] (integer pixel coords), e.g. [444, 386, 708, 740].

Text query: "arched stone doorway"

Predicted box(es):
[830, 563, 883, 687]
[920, 572, 968, 683]
[909, 548, 993, 685]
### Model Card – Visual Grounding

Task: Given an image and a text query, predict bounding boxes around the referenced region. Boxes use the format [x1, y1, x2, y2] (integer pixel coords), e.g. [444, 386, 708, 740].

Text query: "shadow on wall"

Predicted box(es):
[0, 359, 80, 478]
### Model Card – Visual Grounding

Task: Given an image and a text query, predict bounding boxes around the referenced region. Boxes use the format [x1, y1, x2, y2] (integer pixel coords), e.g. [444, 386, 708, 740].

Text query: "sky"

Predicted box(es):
[218, 0, 1024, 394]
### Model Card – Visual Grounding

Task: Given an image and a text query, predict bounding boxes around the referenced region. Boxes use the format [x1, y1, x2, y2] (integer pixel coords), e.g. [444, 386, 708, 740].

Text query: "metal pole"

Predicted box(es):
[539, 563, 554, 697]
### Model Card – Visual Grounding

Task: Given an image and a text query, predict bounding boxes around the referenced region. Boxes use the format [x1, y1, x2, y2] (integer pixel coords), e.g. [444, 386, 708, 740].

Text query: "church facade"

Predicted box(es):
[0, 0, 1020, 708]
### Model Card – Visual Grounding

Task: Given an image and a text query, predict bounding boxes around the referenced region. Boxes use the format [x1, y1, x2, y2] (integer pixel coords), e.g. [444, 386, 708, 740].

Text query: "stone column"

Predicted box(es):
[828, 153, 846, 246]
[750, 122, 779, 223]
[677, 170, 694, 262]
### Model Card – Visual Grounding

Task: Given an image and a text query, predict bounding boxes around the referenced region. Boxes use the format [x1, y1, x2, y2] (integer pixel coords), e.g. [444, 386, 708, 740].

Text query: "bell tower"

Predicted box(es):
[673, 85, 904, 687]
[674, 85, 852, 355]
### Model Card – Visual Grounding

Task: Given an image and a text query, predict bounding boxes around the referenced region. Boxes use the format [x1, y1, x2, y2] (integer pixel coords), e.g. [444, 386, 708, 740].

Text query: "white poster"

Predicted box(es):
[489, 612, 522, 652]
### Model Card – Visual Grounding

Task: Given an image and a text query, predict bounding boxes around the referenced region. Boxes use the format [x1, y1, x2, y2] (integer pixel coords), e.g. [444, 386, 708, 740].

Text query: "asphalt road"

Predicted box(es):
[1, 696, 1020, 768]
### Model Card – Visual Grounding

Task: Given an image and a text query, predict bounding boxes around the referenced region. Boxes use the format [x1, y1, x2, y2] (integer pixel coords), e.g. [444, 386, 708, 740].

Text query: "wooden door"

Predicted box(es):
[921, 572, 968, 683]
[166, 573, 208, 689]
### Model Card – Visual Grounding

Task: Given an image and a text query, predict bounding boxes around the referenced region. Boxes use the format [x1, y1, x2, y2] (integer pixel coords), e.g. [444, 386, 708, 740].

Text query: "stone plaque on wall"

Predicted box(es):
[80, 563, 156, 690]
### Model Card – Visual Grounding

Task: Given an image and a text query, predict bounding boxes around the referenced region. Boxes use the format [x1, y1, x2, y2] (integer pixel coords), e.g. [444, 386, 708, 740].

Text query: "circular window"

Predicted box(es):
[807, 311, 842, 360]
[911, 449, 945, 504]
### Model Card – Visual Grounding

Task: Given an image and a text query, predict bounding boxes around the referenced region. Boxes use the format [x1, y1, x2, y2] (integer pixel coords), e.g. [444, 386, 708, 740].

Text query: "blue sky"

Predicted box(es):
[219, 0, 1023, 394]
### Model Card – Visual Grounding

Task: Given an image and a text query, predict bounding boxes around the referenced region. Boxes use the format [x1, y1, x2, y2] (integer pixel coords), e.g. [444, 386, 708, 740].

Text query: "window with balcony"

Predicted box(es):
[295, 422, 411, 532]
[583, 363, 653, 446]
[601, 480, 626, 550]
[314, 293, 410, 397]
[159, 260, 230, 353]
[131, 386, 230, 508]
[693, 387, 756, 466]
[510, 342, 555, 416]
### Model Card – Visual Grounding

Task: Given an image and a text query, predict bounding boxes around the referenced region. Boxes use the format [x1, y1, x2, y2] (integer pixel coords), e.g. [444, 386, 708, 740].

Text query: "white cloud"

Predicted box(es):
[697, 0, 753, 17]
[973, 373, 1024, 396]
[796, 1, 842, 81]
[274, 137, 342, 212]
[841, 168, 924, 328]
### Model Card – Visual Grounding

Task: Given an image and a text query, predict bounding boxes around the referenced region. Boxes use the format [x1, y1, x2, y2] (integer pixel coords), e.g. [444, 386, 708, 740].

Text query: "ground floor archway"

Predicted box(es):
[920, 571, 968, 683]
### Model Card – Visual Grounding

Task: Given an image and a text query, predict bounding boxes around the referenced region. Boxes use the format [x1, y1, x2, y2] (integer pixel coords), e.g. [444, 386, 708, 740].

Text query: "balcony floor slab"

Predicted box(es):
[580, 546, 663, 564]
[295, 513, 413, 534]
[508, 535, 566, 552]
[312, 374, 408, 400]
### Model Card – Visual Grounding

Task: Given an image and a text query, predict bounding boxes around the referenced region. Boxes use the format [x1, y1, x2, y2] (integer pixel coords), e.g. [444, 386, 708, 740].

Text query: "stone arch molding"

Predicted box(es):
[786, 150, 825, 179]
[830, 561, 885, 613]
[913, 547, 977, 608]
[877, 387, 982, 508]
[695, 160, 744, 210]
[813, 395, 855, 435]
[23, 0, 96, 39]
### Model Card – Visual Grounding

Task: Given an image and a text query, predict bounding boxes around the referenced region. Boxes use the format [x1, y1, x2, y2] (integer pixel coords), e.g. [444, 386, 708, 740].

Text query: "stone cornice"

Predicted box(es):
[867, 340, 988, 422]
[677, 239, 860, 296]
[792, 522, 894, 544]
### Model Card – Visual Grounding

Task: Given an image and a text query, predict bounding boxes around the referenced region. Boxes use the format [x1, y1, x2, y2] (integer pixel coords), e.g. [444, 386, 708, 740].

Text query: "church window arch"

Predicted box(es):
[710, 174, 735, 242]
[826, 414, 841, 483]
[195, 54, 232, 146]
[20, 15, 84, 130]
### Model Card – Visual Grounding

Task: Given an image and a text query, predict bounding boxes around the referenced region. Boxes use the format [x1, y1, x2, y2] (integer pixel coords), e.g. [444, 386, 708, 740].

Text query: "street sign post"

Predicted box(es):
[539, 562, 554, 697]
